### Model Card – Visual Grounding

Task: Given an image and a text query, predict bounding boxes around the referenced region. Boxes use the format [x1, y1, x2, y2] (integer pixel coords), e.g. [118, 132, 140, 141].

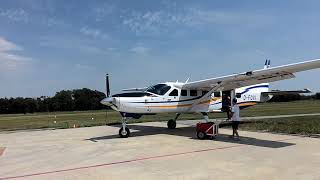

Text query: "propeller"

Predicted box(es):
[106, 74, 110, 97]
[101, 74, 113, 105]
[104, 74, 111, 125]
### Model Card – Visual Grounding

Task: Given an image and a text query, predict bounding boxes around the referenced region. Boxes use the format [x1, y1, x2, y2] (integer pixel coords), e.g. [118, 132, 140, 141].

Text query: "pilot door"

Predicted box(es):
[144, 96, 152, 113]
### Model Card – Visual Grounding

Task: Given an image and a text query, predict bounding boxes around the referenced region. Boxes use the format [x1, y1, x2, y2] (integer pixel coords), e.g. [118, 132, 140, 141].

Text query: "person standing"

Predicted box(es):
[230, 98, 240, 140]
[222, 95, 231, 119]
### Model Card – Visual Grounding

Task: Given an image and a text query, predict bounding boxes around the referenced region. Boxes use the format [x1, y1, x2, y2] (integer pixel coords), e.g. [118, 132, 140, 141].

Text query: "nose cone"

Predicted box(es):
[100, 97, 114, 106]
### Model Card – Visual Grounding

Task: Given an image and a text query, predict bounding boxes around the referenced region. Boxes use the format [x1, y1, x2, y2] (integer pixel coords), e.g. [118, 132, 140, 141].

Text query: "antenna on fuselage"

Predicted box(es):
[185, 77, 190, 83]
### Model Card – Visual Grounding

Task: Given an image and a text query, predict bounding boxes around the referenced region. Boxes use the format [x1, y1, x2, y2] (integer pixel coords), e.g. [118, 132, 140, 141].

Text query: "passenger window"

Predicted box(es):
[190, 90, 197, 96]
[169, 89, 179, 96]
[202, 91, 209, 96]
[181, 90, 187, 96]
[214, 92, 221, 97]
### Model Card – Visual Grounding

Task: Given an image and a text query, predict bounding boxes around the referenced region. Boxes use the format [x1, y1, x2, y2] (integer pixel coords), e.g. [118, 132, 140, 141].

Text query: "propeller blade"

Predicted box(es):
[106, 74, 110, 97]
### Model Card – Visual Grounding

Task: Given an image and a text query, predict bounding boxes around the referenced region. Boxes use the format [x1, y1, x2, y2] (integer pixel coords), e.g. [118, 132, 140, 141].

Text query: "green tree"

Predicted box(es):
[51, 90, 74, 111]
[73, 88, 106, 110]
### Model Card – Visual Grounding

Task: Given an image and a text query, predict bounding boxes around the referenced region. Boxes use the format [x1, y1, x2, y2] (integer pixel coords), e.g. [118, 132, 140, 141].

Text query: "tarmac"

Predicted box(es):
[0, 119, 320, 180]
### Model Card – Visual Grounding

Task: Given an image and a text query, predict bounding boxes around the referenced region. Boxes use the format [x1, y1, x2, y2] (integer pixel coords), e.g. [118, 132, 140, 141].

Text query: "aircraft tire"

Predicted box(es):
[167, 119, 176, 129]
[119, 127, 130, 138]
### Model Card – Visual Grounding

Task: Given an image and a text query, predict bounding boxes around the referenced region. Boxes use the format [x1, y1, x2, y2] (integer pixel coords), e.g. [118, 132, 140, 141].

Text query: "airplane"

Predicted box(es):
[101, 59, 320, 138]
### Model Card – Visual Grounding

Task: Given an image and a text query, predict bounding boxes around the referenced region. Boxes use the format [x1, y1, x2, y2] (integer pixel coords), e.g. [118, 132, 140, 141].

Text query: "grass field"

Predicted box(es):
[0, 100, 320, 135]
[240, 116, 320, 135]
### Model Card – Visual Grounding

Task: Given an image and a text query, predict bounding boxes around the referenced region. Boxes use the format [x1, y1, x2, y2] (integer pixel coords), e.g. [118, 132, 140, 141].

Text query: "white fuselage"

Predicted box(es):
[101, 82, 271, 114]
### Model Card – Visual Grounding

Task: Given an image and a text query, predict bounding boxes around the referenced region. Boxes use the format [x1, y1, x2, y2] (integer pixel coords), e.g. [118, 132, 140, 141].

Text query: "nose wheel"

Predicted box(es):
[119, 116, 130, 138]
[119, 127, 130, 138]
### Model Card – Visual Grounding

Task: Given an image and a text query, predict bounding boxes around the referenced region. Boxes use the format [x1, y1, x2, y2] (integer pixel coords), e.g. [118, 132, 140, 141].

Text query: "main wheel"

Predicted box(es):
[167, 119, 176, 129]
[119, 127, 130, 138]
[197, 131, 206, 140]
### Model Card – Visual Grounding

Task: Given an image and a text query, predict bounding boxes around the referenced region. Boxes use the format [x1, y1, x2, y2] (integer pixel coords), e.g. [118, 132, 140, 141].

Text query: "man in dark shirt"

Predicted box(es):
[222, 95, 231, 119]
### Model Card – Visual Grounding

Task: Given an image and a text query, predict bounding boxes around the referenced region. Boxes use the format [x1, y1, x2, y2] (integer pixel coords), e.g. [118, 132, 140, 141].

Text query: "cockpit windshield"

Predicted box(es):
[146, 84, 171, 95]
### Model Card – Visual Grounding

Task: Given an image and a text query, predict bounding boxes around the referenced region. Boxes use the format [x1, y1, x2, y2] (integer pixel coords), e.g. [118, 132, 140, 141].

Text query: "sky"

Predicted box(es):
[1, 0, 320, 97]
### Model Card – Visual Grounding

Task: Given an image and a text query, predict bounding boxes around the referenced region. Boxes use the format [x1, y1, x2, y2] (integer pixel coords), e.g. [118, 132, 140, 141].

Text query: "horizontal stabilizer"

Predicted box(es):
[262, 88, 312, 95]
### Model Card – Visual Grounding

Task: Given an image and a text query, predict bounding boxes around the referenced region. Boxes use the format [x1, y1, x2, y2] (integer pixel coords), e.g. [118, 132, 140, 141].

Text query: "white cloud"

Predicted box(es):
[75, 63, 94, 70]
[0, 8, 29, 23]
[107, 47, 117, 51]
[0, 37, 22, 51]
[92, 4, 116, 22]
[184, 8, 272, 27]
[122, 10, 170, 35]
[0, 37, 32, 71]
[130, 46, 149, 54]
[39, 35, 116, 56]
[80, 27, 109, 39]
[0, 7, 68, 28]
[45, 17, 68, 27]
[121, 7, 273, 35]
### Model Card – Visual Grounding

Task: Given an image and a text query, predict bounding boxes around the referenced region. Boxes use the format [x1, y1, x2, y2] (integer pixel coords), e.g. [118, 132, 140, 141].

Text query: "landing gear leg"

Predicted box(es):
[119, 116, 130, 138]
[167, 113, 180, 129]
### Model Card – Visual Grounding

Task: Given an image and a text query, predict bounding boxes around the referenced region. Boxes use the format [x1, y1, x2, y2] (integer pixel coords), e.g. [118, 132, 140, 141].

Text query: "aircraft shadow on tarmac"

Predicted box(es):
[86, 124, 295, 149]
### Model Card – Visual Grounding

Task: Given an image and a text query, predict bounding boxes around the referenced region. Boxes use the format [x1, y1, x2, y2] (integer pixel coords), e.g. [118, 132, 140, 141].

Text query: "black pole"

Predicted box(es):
[105, 74, 110, 125]
[106, 74, 110, 97]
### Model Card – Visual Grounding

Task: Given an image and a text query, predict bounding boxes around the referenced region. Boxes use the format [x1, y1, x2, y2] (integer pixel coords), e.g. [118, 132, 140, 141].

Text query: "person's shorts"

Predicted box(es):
[232, 121, 240, 130]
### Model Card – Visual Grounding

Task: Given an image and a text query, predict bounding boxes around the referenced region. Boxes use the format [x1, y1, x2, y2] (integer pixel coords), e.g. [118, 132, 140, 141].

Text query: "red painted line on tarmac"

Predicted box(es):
[0, 137, 300, 180]
[0, 147, 5, 157]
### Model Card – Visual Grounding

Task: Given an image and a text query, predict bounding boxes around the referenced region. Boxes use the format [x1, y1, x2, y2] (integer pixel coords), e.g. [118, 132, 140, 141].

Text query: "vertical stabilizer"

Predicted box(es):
[264, 59, 271, 69]
[264, 59, 268, 69]
[267, 60, 271, 68]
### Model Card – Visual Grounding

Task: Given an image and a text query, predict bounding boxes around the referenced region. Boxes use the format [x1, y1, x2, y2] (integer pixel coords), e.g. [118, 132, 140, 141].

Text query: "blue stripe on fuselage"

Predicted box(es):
[239, 85, 269, 94]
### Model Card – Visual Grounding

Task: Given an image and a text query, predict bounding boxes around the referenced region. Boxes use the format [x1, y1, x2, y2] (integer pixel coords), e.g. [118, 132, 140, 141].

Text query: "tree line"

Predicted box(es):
[268, 93, 320, 102]
[0, 88, 107, 114]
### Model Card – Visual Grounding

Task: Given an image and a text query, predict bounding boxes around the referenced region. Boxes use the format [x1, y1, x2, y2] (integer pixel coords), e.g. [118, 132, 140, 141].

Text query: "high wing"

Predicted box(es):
[182, 59, 320, 91]
[122, 87, 147, 92]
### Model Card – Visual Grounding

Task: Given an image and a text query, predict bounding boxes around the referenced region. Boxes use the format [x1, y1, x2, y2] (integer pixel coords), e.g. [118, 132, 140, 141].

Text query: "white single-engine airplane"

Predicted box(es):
[101, 59, 320, 138]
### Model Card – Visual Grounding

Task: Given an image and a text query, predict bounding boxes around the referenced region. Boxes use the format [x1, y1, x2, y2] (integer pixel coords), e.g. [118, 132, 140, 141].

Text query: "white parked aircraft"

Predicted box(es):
[101, 59, 320, 138]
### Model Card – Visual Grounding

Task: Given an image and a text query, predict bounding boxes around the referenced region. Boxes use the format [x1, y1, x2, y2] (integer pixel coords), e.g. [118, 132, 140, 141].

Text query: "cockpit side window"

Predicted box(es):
[169, 89, 179, 96]
[181, 90, 188, 96]
[202, 91, 209, 96]
[146, 84, 171, 95]
[190, 90, 198, 96]
[214, 92, 221, 97]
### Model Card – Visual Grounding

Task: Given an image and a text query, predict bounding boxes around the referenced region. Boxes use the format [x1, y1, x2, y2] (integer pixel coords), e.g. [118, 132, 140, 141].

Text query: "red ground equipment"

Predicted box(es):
[196, 122, 219, 139]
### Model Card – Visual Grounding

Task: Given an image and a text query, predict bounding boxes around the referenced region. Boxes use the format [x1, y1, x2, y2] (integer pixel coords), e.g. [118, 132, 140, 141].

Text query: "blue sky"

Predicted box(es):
[1, 0, 320, 97]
